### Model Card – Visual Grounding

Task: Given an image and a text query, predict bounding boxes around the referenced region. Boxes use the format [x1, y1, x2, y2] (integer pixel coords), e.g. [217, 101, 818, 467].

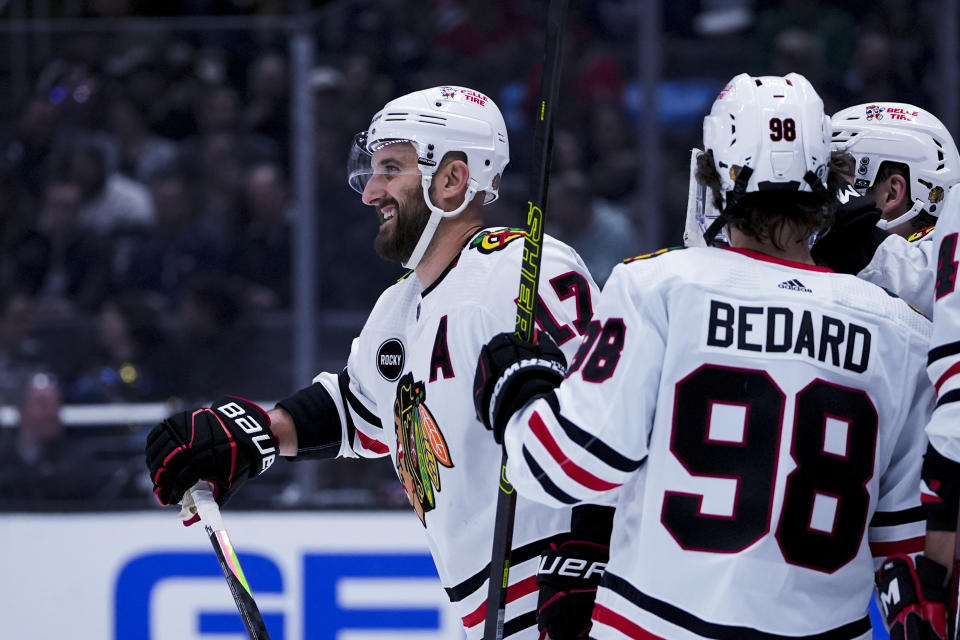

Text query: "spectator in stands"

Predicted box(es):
[0, 373, 66, 492]
[53, 136, 155, 235]
[0, 294, 44, 404]
[769, 28, 826, 91]
[243, 50, 290, 162]
[0, 372, 144, 509]
[10, 179, 113, 313]
[0, 163, 26, 257]
[752, 0, 856, 88]
[1, 97, 62, 202]
[104, 92, 179, 183]
[192, 83, 279, 164]
[64, 292, 176, 404]
[118, 166, 227, 298]
[548, 170, 639, 284]
[230, 162, 293, 309]
[169, 275, 250, 401]
[839, 30, 922, 106]
[188, 130, 249, 238]
[198, 83, 243, 133]
[585, 100, 639, 203]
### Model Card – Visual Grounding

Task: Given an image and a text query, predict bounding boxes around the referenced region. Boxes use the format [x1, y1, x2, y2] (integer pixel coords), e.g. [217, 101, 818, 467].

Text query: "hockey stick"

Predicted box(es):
[484, 0, 569, 637]
[952, 521, 960, 640]
[181, 481, 272, 640]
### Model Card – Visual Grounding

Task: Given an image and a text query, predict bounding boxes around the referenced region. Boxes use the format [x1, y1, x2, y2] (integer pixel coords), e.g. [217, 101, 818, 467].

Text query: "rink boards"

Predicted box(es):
[1, 511, 464, 640]
[1, 510, 889, 639]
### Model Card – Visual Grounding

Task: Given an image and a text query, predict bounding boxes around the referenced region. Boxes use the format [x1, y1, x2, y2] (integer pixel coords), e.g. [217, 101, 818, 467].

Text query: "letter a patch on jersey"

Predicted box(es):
[393, 373, 453, 526]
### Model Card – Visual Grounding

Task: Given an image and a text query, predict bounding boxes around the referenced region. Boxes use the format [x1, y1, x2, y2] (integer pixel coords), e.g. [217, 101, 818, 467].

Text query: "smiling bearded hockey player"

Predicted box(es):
[145, 85, 613, 639]
[474, 73, 942, 640]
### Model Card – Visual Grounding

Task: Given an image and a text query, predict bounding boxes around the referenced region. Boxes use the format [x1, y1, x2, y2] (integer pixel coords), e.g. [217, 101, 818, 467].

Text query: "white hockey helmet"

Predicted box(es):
[831, 102, 960, 229]
[347, 86, 510, 269]
[697, 73, 831, 244]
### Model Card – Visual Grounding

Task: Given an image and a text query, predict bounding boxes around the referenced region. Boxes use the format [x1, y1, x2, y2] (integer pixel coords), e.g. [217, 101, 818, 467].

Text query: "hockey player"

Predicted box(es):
[144, 86, 612, 639]
[474, 74, 941, 639]
[809, 103, 960, 317]
[918, 182, 960, 640]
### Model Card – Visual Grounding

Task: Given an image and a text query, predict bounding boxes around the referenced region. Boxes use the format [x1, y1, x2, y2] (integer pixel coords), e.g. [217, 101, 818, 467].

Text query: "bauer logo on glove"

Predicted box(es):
[215, 400, 277, 473]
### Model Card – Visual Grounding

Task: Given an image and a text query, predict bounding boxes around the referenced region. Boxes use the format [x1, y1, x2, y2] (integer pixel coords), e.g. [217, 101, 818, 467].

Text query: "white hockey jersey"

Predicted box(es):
[303, 228, 600, 638]
[926, 185, 960, 465]
[502, 246, 933, 640]
[857, 227, 936, 316]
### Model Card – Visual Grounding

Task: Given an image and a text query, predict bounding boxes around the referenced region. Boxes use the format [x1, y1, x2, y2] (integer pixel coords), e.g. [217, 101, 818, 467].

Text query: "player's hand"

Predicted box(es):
[876, 554, 948, 640]
[145, 396, 278, 510]
[473, 332, 566, 443]
[536, 540, 608, 640]
[811, 191, 888, 274]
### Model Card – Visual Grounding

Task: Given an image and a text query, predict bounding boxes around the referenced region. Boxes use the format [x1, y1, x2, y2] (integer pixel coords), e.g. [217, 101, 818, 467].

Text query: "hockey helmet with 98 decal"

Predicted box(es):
[831, 102, 960, 230]
[347, 86, 510, 269]
[694, 72, 831, 245]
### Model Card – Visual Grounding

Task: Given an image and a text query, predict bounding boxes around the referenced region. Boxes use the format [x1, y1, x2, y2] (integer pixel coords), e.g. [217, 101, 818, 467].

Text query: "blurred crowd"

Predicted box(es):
[0, 0, 947, 509]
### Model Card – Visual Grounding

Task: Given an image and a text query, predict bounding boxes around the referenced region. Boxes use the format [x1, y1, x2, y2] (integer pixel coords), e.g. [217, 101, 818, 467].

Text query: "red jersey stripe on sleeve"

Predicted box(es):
[869, 536, 925, 558]
[529, 411, 622, 492]
[934, 361, 960, 393]
[355, 429, 389, 455]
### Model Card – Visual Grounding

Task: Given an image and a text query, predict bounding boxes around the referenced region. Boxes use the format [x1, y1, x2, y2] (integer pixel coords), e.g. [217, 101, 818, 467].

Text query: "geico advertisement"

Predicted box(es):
[1, 511, 466, 639]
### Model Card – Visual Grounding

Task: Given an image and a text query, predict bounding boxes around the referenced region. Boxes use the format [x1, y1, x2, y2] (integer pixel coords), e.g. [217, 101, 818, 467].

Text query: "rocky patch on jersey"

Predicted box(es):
[623, 246, 683, 263]
[470, 228, 526, 254]
[377, 338, 405, 381]
[393, 372, 453, 526]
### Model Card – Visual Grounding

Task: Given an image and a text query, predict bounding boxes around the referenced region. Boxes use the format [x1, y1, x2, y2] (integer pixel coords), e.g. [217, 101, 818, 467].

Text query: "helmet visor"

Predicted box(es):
[346, 132, 424, 194]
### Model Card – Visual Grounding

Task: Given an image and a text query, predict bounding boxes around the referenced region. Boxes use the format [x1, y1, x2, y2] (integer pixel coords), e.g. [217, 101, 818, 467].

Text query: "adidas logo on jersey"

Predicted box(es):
[778, 279, 812, 293]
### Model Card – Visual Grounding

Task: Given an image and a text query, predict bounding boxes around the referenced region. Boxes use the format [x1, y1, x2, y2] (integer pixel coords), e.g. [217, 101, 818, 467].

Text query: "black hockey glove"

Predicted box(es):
[876, 554, 948, 640]
[473, 332, 566, 443]
[145, 396, 278, 509]
[536, 540, 609, 639]
[811, 192, 889, 274]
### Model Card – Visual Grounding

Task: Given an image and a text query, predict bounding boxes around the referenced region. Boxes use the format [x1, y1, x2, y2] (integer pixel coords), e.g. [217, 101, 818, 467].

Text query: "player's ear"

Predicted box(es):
[433, 156, 470, 199]
[870, 174, 904, 213]
[887, 173, 909, 209]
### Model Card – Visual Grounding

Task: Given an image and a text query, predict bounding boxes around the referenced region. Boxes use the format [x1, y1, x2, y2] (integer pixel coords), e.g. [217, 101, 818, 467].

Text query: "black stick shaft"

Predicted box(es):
[205, 525, 272, 640]
[952, 518, 960, 639]
[484, 1, 569, 637]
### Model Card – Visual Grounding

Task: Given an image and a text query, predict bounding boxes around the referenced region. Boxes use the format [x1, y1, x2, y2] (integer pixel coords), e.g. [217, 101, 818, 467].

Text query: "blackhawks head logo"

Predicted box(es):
[470, 228, 526, 254]
[394, 372, 453, 526]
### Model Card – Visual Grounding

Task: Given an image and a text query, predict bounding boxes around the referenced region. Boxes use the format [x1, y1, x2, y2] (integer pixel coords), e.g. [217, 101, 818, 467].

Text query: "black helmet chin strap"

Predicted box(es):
[803, 170, 829, 197]
[703, 166, 754, 246]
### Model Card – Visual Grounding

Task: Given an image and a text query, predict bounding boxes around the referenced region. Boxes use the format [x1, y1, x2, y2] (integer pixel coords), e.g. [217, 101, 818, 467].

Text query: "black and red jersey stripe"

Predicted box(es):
[593, 571, 872, 640]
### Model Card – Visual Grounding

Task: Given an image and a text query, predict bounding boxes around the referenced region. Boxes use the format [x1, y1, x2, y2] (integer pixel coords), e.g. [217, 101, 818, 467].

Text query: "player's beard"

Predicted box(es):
[374, 183, 432, 264]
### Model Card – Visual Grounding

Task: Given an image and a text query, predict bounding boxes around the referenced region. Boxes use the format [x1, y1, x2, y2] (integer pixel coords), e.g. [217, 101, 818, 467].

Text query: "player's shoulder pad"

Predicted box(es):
[907, 225, 935, 243]
[468, 227, 526, 254]
[622, 246, 684, 264]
